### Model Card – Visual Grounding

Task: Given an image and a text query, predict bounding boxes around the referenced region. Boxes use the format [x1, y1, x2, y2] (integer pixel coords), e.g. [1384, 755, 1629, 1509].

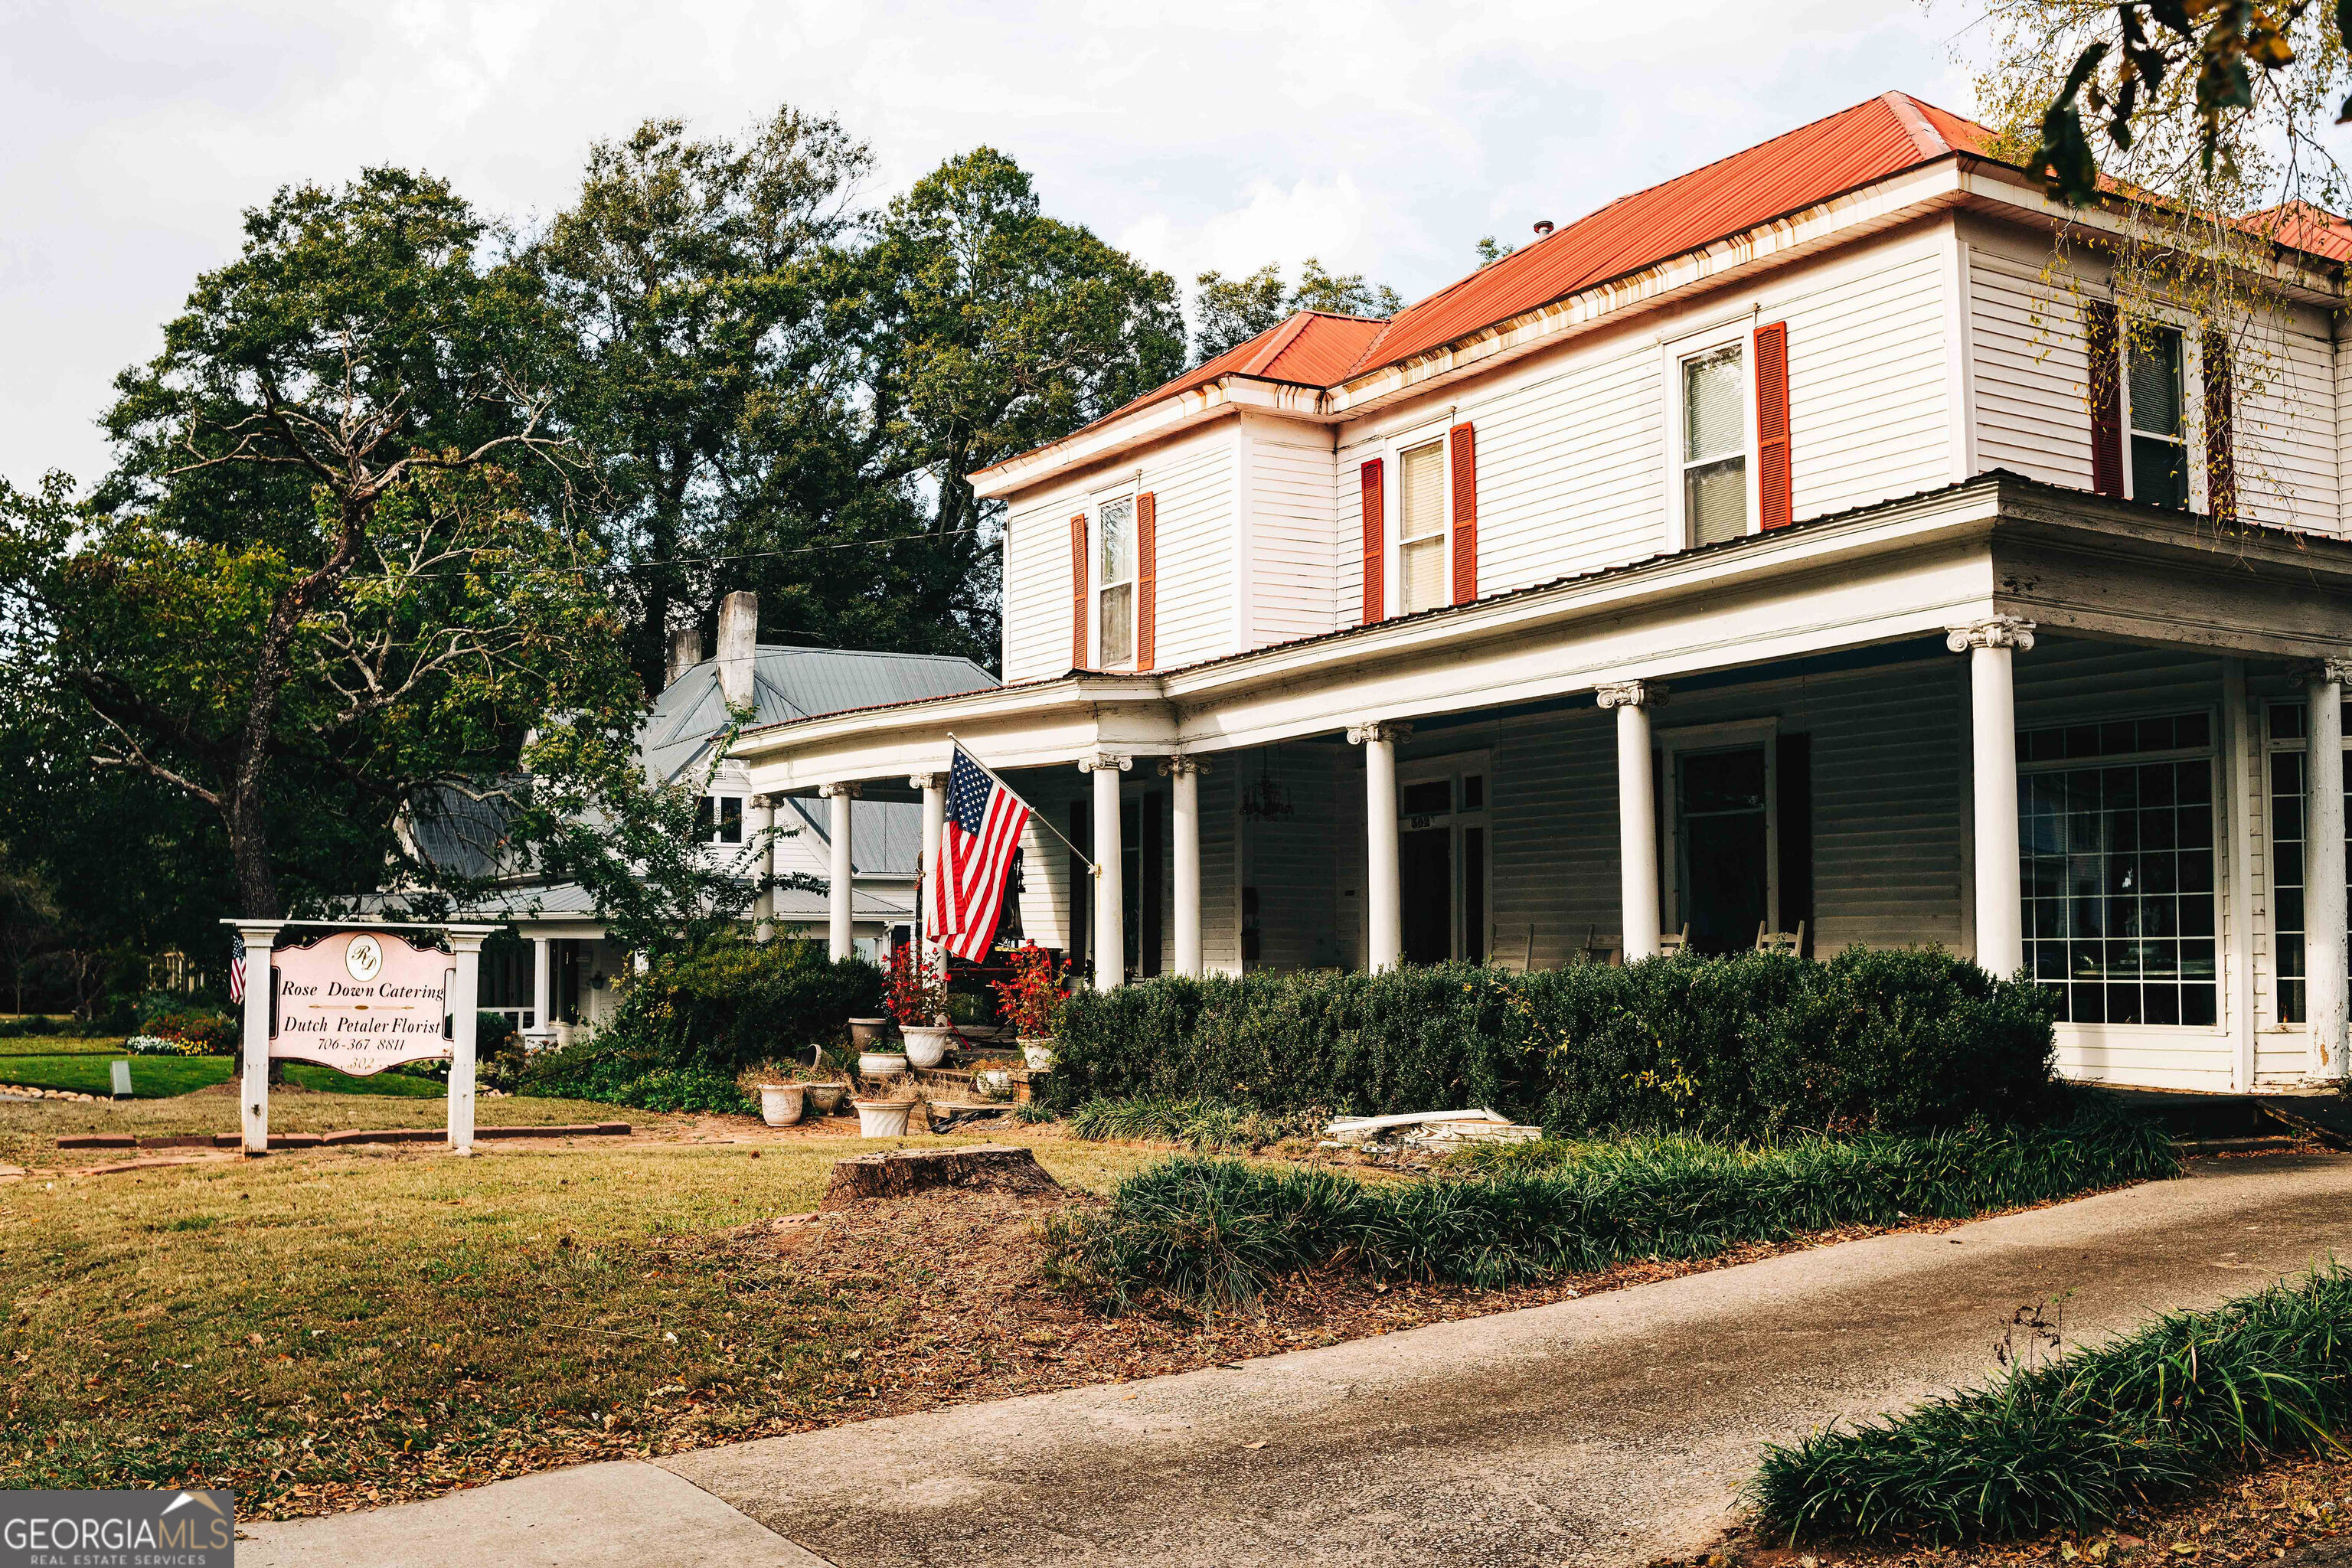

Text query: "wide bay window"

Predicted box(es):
[1681, 342, 1747, 545]
[2265, 699, 2352, 1023]
[1096, 495, 1135, 666]
[1397, 438, 1448, 613]
[2018, 713, 2216, 1027]
[2128, 325, 2189, 511]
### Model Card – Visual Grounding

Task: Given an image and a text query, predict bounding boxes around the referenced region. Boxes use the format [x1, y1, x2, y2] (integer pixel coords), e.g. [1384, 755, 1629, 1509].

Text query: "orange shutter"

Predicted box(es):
[1068, 513, 1089, 669]
[2086, 302, 2124, 498]
[2202, 330, 2236, 523]
[1135, 491, 1158, 669]
[1449, 423, 1478, 603]
[1359, 459, 1384, 624]
[1754, 322, 1792, 529]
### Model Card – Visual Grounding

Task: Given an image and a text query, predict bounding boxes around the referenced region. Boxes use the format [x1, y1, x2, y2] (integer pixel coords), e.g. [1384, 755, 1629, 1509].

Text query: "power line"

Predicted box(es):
[342, 525, 984, 581]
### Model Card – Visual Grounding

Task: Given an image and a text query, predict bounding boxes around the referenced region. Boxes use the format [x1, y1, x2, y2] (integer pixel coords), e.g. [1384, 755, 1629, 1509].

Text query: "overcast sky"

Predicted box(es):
[2, 0, 1985, 488]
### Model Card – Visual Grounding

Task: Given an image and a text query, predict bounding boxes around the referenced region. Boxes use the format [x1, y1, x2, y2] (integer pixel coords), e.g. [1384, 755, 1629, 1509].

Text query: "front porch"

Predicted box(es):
[736, 475, 2352, 1093]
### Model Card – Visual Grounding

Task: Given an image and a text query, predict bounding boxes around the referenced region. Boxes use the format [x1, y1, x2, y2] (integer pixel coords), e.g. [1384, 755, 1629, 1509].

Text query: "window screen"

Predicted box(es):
[1097, 497, 1134, 665]
[2128, 327, 2187, 510]
[1399, 439, 1446, 612]
[1682, 345, 1747, 545]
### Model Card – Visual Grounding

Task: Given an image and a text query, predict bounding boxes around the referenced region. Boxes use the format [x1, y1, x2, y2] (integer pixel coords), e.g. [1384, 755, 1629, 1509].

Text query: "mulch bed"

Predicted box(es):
[1664, 1451, 2352, 1568]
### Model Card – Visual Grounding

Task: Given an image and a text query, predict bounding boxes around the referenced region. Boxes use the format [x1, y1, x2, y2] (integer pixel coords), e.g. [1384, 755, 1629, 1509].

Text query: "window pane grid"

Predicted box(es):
[2020, 756, 2218, 1027]
[1681, 344, 1746, 544]
[2269, 734, 2352, 1025]
[1399, 439, 1446, 611]
[1096, 497, 1134, 664]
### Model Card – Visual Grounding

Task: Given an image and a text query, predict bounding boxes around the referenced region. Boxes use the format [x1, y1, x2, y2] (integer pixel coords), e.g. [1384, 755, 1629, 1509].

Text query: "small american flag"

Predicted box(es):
[929, 745, 1032, 962]
[228, 936, 247, 1005]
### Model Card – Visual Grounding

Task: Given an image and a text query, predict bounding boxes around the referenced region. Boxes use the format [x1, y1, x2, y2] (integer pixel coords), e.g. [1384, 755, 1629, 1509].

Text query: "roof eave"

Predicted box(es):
[969, 374, 1330, 501]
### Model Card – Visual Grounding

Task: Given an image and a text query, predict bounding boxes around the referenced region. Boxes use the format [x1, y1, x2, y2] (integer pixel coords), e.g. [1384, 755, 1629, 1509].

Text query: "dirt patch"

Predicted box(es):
[1671, 1449, 2352, 1568]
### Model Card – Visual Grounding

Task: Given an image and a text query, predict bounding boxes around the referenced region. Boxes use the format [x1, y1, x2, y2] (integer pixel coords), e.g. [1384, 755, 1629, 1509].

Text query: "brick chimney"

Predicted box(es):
[665, 624, 704, 689]
[717, 590, 758, 708]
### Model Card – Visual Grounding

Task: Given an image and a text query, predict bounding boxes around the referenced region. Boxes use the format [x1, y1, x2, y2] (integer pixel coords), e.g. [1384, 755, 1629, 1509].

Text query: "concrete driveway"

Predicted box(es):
[243, 1153, 2352, 1568]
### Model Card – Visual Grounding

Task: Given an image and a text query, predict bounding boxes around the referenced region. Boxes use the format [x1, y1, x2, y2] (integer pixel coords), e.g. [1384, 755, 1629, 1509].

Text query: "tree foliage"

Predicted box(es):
[1189, 258, 1403, 362]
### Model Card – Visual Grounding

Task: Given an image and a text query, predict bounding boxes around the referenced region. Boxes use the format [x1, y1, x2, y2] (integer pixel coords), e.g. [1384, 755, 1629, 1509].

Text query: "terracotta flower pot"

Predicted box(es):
[757, 1083, 803, 1127]
[899, 1024, 955, 1070]
[853, 1099, 914, 1138]
[803, 1083, 847, 1116]
[858, 1050, 909, 1080]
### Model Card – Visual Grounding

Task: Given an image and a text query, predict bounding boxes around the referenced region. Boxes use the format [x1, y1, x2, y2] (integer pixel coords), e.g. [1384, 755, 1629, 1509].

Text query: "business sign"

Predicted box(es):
[2, 1489, 234, 1567]
[270, 929, 452, 1076]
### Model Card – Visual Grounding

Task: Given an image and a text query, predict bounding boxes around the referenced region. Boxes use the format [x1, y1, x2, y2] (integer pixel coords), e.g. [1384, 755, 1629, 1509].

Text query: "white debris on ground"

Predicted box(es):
[1321, 1108, 1544, 1149]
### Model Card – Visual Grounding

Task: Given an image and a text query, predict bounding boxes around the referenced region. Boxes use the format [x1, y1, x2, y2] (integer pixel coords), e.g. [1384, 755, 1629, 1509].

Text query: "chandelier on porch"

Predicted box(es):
[1237, 745, 1294, 821]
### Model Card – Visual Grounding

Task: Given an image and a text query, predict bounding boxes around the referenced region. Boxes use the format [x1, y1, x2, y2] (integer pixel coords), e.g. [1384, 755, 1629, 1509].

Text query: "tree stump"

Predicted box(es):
[822, 1144, 1062, 1206]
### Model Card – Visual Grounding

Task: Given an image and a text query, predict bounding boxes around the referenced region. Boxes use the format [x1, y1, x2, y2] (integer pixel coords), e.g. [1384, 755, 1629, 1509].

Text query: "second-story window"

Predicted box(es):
[1399, 437, 1447, 612]
[1682, 343, 1747, 545]
[1097, 495, 1135, 665]
[2128, 326, 2187, 510]
[694, 794, 743, 844]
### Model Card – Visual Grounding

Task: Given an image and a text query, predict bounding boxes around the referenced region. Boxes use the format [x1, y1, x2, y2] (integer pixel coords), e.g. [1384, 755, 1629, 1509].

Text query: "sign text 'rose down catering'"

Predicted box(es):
[271, 929, 452, 1076]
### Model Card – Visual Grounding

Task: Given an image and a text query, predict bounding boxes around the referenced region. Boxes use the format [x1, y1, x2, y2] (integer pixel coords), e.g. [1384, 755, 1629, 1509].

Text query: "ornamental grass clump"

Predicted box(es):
[1749, 1264, 2352, 1544]
[1044, 1102, 2174, 1315]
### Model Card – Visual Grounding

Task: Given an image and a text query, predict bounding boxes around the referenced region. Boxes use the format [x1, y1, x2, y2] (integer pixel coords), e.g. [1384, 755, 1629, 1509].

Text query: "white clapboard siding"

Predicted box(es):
[2339, 319, 2352, 535]
[1248, 427, 1339, 648]
[1010, 769, 1083, 951]
[1968, 239, 2093, 488]
[1146, 426, 1239, 668]
[1000, 491, 1079, 685]
[1780, 246, 1953, 518]
[2230, 302, 2338, 532]
[1199, 765, 1243, 974]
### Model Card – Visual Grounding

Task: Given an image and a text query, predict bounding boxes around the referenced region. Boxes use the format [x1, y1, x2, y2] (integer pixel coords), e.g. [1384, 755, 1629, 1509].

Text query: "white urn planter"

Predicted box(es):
[803, 1083, 847, 1116]
[974, 1067, 1014, 1099]
[1020, 1037, 1057, 1071]
[899, 1024, 954, 1070]
[858, 1050, 910, 1080]
[757, 1083, 804, 1127]
[853, 1099, 914, 1138]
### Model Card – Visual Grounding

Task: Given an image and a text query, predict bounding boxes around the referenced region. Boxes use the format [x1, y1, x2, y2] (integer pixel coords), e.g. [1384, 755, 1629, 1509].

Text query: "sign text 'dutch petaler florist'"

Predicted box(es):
[271, 929, 452, 1076]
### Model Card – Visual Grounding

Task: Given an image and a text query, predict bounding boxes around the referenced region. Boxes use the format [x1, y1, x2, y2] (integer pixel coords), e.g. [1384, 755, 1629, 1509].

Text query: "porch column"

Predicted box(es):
[909, 773, 946, 965]
[1161, 756, 1207, 977]
[2306, 661, 2350, 1077]
[1080, 753, 1131, 988]
[820, 782, 860, 962]
[529, 936, 551, 1038]
[1949, 617, 2036, 978]
[750, 795, 779, 942]
[1349, 721, 1409, 971]
[1597, 682, 1664, 961]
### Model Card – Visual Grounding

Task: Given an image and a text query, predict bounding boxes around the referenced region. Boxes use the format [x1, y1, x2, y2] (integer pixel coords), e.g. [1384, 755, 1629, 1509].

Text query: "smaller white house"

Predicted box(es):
[400, 590, 996, 1041]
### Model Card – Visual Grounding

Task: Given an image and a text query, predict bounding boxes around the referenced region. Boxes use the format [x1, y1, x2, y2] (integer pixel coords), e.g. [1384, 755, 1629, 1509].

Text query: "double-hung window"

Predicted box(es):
[1096, 495, 1135, 666]
[1681, 343, 1747, 544]
[2266, 699, 2352, 1024]
[695, 794, 743, 845]
[1397, 438, 1448, 613]
[2128, 326, 2188, 510]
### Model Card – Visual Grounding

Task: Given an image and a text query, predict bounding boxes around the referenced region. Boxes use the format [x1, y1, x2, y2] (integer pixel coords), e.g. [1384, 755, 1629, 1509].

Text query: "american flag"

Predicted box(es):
[228, 936, 246, 1005]
[929, 745, 1032, 962]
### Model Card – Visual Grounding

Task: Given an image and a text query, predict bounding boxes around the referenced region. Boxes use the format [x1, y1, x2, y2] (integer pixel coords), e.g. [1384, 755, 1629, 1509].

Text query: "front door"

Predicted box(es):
[1677, 746, 1769, 954]
[1400, 827, 1452, 965]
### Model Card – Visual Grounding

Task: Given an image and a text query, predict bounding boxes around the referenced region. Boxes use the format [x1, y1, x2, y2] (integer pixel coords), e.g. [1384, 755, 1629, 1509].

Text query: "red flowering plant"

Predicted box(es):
[882, 944, 950, 1026]
[988, 942, 1068, 1039]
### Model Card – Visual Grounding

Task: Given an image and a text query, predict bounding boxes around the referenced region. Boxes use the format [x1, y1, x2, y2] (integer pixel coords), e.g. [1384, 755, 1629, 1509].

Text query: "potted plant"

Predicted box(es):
[799, 1050, 851, 1115]
[851, 1078, 921, 1138]
[989, 942, 1067, 1071]
[739, 1063, 803, 1128]
[884, 946, 956, 1070]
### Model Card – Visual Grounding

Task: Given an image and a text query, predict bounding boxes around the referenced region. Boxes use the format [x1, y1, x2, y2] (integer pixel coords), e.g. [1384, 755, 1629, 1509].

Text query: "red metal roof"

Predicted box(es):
[1120, 310, 1389, 418]
[2249, 201, 2352, 262]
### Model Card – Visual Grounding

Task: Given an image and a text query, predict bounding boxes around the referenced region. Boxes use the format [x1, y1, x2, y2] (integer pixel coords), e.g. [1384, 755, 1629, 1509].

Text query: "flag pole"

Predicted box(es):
[946, 733, 1099, 875]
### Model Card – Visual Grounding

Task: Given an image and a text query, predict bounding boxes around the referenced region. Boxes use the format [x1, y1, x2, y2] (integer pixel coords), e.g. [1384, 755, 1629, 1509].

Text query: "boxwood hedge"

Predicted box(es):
[1044, 947, 2061, 1136]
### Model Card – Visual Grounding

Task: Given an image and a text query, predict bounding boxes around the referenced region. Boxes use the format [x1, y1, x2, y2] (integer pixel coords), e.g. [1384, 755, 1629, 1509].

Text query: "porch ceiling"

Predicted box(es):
[732, 474, 2352, 792]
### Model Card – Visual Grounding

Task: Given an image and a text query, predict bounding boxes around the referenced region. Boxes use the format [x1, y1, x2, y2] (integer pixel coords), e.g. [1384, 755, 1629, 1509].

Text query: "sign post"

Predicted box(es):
[220, 920, 498, 1156]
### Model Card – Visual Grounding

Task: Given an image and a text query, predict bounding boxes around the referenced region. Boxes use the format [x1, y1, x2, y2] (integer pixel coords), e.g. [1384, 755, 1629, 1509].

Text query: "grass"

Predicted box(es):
[0, 1054, 447, 1101]
[1749, 1265, 2352, 1544]
[0, 1108, 1183, 1516]
[0, 1036, 128, 1058]
[1044, 1106, 2180, 1313]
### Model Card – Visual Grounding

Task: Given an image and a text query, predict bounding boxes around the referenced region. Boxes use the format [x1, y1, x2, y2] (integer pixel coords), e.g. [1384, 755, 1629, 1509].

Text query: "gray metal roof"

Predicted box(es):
[641, 645, 997, 782]
[783, 795, 921, 877]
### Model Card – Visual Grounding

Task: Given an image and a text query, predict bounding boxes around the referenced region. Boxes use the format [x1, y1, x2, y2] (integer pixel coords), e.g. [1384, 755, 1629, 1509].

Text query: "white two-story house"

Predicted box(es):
[732, 92, 2352, 1093]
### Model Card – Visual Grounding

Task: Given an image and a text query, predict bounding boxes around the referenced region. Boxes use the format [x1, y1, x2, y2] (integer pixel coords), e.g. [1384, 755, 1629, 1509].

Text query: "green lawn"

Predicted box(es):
[0, 1052, 448, 1100]
[0, 1036, 128, 1057]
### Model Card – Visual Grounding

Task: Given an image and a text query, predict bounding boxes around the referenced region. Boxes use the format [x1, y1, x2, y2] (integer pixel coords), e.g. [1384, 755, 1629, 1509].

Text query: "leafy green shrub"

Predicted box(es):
[139, 1012, 239, 1056]
[594, 934, 883, 1076]
[1069, 1094, 1324, 1152]
[1750, 1264, 2352, 1543]
[1047, 948, 2060, 1137]
[1044, 1102, 2172, 1313]
[515, 1031, 756, 1115]
[0, 1015, 82, 1039]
